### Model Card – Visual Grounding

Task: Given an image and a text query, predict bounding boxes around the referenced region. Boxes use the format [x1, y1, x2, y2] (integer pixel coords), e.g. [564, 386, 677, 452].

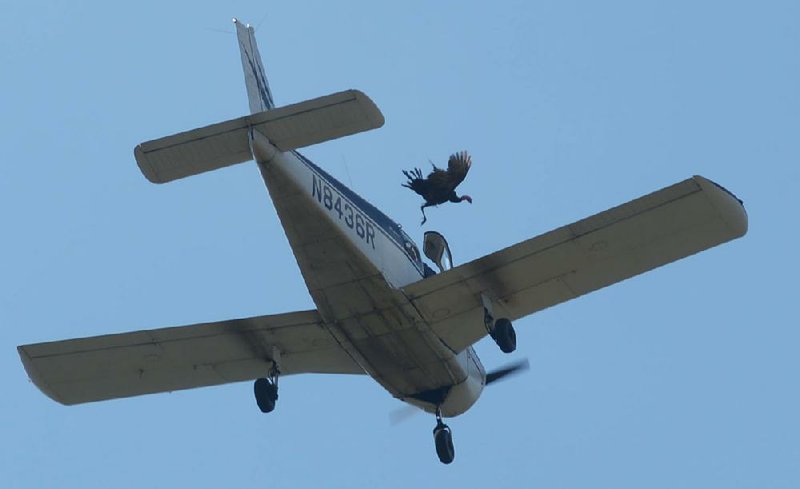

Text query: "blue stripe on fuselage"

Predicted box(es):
[292, 150, 424, 275]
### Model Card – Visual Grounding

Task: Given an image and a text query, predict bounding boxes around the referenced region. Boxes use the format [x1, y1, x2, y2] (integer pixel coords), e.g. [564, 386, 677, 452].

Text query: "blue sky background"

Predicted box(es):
[2, 1, 798, 487]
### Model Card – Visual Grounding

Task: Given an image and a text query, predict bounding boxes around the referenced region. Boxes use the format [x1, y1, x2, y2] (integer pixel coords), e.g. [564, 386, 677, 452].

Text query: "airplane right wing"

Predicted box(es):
[403, 176, 748, 353]
[18, 309, 364, 406]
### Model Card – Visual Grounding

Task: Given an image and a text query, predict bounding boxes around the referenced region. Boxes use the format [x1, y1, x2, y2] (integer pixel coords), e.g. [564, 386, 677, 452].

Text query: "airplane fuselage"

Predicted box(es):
[251, 133, 485, 416]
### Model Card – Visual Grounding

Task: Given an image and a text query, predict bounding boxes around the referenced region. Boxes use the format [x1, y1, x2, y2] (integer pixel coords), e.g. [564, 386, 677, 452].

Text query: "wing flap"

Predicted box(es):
[404, 176, 748, 353]
[18, 309, 364, 405]
[135, 89, 384, 183]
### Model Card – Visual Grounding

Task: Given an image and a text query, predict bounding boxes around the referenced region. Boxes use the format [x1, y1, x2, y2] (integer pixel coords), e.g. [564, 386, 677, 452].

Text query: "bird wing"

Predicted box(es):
[446, 151, 472, 189]
[425, 168, 452, 190]
[402, 169, 430, 197]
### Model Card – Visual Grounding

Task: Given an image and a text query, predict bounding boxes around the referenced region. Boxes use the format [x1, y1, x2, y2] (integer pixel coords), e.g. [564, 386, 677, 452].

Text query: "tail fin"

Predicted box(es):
[234, 19, 274, 113]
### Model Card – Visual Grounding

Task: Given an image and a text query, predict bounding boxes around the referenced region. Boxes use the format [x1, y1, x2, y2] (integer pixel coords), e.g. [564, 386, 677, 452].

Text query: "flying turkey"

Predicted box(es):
[402, 151, 473, 225]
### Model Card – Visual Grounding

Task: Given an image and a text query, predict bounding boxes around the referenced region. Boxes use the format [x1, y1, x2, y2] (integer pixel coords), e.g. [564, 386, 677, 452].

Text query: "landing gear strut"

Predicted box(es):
[433, 408, 455, 464]
[482, 293, 516, 353]
[254, 362, 280, 413]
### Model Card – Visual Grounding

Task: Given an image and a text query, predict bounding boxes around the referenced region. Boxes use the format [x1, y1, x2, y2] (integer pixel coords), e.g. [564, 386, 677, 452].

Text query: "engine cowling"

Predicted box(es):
[432, 347, 487, 417]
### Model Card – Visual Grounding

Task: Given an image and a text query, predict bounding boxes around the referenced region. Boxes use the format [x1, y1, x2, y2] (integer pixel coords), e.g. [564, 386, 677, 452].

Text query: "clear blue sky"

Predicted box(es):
[2, 1, 798, 487]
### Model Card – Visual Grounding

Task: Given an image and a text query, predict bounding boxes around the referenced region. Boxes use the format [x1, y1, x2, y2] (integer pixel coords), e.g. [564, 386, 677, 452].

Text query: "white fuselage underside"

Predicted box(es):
[253, 140, 484, 416]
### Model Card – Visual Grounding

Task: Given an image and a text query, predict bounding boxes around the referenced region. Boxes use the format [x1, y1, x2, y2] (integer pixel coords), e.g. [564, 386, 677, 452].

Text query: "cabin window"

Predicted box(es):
[404, 241, 421, 263]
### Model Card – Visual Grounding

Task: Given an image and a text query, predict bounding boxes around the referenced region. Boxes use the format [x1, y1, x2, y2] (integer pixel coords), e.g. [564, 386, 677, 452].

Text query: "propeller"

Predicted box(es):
[389, 404, 422, 426]
[485, 359, 530, 385]
[389, 358, 530, 425]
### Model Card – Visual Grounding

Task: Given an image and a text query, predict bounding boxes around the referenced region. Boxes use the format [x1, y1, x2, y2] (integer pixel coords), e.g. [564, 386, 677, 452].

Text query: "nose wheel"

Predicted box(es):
[433, 408, 455, 464]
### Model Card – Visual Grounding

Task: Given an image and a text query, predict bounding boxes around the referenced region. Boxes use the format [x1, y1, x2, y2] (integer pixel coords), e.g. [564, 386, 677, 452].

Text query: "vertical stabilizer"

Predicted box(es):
[234, 19, 274, 113]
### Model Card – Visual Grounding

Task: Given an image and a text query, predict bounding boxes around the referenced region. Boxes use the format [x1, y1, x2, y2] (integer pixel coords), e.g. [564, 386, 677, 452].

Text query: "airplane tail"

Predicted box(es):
[133, 19, 384, 184]
[234, 19, 275, 113]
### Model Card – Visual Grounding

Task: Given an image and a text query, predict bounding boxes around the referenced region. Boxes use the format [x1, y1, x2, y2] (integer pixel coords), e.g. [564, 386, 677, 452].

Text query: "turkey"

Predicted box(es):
[402, 151, 473, 225]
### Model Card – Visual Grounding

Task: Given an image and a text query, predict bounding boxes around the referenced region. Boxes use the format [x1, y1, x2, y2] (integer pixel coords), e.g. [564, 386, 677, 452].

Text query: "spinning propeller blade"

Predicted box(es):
[485, 359, 530, 385]
[389, 404, 423, 426]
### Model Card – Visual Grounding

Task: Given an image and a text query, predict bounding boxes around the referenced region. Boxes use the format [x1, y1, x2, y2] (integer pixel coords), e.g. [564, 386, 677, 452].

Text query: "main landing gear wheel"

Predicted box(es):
[254, 378, 278, 413]
[254, 363, 280, 413]
[433, 409, 455, 464]
[491, 317, 517, 353]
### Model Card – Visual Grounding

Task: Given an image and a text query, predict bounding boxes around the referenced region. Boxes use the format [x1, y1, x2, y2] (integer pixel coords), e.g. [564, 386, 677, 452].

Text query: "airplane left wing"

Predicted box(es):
[403, 176, 748, 353]
[18, 309, 363, 405]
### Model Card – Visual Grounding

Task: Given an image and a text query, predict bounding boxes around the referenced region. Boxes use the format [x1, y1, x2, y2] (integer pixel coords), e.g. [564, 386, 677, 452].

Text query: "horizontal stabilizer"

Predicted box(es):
[135, 89, 384, 183]
[18, 309, 364, 405]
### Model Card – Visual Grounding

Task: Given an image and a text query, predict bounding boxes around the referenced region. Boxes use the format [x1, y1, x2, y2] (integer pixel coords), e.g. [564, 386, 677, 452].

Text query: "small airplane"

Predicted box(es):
[17, 19, 748, 464]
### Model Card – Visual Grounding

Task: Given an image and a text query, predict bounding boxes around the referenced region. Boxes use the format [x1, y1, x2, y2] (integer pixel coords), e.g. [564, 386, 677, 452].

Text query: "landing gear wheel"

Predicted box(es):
[432, 408, 455, 464]
[433, 422, 455, 464]
[254, 377, 278, 413]
[491, 317, 516, 353]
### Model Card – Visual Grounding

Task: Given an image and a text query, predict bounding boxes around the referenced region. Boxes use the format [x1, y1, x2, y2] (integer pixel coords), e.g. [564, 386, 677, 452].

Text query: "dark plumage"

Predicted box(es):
[402, 151, 473, 225]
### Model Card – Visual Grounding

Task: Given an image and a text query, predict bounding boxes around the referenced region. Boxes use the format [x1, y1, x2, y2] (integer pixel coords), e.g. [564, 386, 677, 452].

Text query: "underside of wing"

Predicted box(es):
[403, 176, 748, 353]
[18, 309, 364, 405]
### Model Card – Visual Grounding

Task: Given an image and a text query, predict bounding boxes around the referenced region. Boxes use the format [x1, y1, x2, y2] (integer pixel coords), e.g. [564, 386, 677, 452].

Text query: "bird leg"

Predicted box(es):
[420, 203, 431, 226]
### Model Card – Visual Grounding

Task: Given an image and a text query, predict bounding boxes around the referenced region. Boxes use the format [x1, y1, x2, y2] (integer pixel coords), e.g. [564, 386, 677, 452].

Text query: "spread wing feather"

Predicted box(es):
[446, 151, 472, 189]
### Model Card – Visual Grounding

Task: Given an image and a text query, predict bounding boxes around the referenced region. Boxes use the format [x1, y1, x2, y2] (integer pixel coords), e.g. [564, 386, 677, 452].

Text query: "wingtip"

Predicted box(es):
[134, 145, 167, 184]
[349, 89, 385, 129]
[693, 175, 748, 239]
[17, 345, 69, 405]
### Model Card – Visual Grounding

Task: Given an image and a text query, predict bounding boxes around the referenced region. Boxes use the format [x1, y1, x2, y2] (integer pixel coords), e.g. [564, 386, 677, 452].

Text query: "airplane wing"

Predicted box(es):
[18, 309, 364, 406]
[403, 175, 748, 353]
